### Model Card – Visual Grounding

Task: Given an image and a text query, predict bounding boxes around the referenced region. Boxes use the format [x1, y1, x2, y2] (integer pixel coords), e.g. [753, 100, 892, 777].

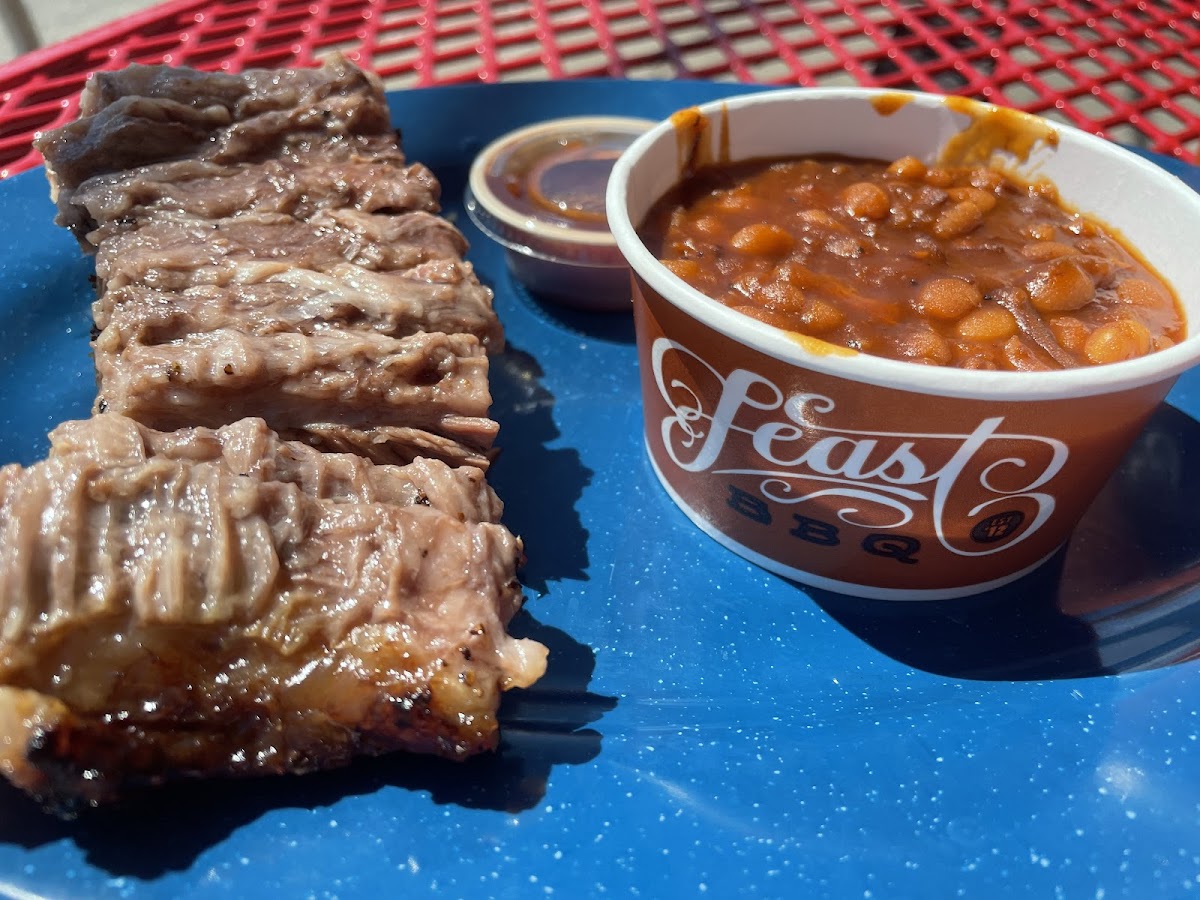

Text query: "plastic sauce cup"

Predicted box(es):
[605, 88, 1200, 600]
[467, 115, 653, 311]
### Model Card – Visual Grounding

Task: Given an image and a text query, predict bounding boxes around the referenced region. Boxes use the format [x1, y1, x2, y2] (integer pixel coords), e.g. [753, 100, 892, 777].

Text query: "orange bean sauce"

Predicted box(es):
[638, 155, 1184, 370]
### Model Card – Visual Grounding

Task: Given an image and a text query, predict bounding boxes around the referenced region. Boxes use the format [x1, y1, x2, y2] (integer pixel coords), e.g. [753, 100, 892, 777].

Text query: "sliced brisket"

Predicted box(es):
[36, 55, 395, 233]
[2, 56, 544, 812]
[93, 329, 497, 466]
[0, 415, 543, 811]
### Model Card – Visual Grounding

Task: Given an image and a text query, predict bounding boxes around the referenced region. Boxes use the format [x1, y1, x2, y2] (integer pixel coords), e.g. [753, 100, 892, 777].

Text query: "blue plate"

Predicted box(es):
[1, 79, 1199, 899]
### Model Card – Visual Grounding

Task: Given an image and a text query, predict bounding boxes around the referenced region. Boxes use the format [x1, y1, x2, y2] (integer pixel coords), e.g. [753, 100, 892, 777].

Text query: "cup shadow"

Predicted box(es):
[509, 281, 638, 346]
[811, 402, 1200, 680]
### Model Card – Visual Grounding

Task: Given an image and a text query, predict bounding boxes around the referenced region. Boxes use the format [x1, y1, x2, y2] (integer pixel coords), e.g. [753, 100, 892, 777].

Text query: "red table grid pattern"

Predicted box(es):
[0, 0, 1197, 177]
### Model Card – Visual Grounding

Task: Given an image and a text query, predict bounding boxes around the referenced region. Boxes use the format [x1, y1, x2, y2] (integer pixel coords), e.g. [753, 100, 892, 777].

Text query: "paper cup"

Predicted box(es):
[605, 88, 1200, 600]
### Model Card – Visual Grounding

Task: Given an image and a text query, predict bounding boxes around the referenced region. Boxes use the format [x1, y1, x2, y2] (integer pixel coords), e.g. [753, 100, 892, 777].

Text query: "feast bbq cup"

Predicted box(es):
[605, 88, 1200, 601]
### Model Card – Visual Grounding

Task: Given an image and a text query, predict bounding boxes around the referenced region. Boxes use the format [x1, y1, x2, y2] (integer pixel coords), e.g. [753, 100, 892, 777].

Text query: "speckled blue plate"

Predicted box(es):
[1, 80, 1199, 899]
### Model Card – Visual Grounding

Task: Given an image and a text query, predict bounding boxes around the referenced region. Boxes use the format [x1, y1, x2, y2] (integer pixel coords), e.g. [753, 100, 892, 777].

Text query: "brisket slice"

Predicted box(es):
[288, 423, 495, 470]
[96, 264, 499, 350]
[35, 55, 395, 236]
[71, 151, 442, 245]
[37, 54, 504, 465]
[94, 210, 471, 293]
[52, 415, 505, 521]
[0, 415, 544, 811]
[91, 210, 502, 348]
[93, 329, 498, 467]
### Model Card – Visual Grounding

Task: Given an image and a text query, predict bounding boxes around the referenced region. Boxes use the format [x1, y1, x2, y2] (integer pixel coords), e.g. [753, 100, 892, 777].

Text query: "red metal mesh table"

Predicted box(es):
[0, 0, 1197, 177]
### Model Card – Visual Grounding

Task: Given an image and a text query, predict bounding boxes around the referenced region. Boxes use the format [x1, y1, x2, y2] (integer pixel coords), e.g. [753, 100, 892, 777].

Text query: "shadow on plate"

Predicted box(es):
[509, 280, 638, 346]
[0, 612, 616, 878]
[488, 342, 594, 592]
[811, 403, 1200, 680]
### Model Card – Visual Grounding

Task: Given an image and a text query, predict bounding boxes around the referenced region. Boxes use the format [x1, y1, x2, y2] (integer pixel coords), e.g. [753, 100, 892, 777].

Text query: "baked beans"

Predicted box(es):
[638, 155, 1184, 370]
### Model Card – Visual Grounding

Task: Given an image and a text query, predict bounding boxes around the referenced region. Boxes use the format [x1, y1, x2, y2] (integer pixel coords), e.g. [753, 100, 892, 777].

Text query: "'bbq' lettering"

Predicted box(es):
[863, 533, 920, 564]
[790, 514, 840, 547]
[728, 484, 771, 524]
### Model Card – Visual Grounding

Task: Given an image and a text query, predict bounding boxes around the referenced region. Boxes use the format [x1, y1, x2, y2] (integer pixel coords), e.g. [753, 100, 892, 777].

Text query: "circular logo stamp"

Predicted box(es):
[970, 510, 1026, 544]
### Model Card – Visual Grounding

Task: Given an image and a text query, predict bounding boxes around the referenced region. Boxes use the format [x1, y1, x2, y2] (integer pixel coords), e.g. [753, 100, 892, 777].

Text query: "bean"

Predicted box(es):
[730, 223, 795, 257]
[1084, 319, 1153, 364]
[776, 262, 847, 296]
[786, 184, 816, 203]
[894, 328, 952, 365]
[957, 305, 1017, 342]
[1078, 237, 1115, 257]
[732, 305, 794, 331]
[841, 182, 891, 219]
[797, 208, 841, 229]
[947, 186, 998, 213]
[773, 260, 805, 285]
[762, 280, 806, 313]
[1117, 278, 1167, 307]
[1049, 317, 1089, 353]
[968, 168, 1005, 193]
[660, 258, 702, 281]
[840, 322, 885, 355]
[825, 235, 865, 258]
[933, 201, 984, 239]
[714, 187, 759, 213]
[913, 277, 983, 320]
[1076, 255, 1127, 284]
[1024, 223, 1057, 241]
[961, 355, 1000, 370]
[912, 185, 949, 217]
[1026, 258, 1095, 312]
[691, 215, 725, 238]
[1020, 241, 1076, 261]
[952, 339, 1001, 369]
[887, 156, 927, 180]
[801, 298, 845, 333]
[731, 273, 765, 300]
[1003, 336, 1053, 371]
[924, 167, 955, 188]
